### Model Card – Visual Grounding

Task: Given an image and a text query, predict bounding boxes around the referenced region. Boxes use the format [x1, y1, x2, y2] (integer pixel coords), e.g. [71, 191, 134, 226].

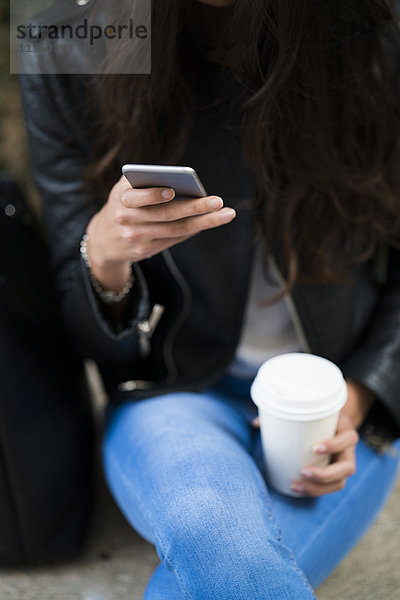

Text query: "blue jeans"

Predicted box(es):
[103, 376, 400, 599]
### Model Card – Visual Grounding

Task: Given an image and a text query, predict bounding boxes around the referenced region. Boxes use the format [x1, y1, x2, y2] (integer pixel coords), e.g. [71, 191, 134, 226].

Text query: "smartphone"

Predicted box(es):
[122, 164, 207, 198]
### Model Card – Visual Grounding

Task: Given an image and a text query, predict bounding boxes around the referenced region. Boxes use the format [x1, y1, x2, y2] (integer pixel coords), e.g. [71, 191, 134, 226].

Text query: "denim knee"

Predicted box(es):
[155, 484, 313, 599]
[158, 483, 279, 561]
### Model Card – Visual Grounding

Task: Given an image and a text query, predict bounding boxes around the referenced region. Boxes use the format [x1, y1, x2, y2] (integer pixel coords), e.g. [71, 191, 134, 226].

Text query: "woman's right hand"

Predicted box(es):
[85, 175, 237, 292]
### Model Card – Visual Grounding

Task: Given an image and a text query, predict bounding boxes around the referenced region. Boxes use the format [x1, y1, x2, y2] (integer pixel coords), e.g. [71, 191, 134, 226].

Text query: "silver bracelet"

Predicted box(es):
[80, 234, 135, 305]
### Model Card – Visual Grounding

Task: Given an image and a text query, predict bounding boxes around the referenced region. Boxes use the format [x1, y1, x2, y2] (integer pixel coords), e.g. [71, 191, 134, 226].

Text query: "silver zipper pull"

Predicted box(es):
[147, 303, 165, 333]
[137, 304, 165, 337]
[137, 304, 165, 357]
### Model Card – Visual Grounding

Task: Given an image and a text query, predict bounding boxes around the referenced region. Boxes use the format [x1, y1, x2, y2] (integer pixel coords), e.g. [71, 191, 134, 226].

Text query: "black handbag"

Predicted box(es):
[0, 176, 94, 566]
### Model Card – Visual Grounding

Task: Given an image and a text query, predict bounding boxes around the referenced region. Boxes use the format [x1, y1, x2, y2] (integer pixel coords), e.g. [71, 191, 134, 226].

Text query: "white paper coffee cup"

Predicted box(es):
[250, 352, 347, 496]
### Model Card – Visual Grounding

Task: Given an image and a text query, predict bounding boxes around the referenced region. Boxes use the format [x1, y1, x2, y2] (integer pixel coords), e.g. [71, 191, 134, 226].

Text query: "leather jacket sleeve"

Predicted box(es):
[340, 244, 400, 442]
[19, 73, 147, 364]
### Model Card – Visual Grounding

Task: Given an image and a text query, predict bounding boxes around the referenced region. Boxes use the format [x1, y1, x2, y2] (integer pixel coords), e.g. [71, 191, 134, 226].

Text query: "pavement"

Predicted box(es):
[1, 364, 399, 600]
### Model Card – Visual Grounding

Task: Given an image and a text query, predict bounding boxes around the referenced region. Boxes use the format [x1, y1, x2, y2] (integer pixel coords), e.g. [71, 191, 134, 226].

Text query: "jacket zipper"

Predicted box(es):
[136, 304, 165, 357]
[118, 305, 165, 393]
[269, 255, 312, 353]
[130, 262, 166, 358]
[118, 250, 192, 392]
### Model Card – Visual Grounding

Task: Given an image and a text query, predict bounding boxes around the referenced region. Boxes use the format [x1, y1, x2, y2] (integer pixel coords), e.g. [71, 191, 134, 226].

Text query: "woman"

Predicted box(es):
[20, 0, 400, 597]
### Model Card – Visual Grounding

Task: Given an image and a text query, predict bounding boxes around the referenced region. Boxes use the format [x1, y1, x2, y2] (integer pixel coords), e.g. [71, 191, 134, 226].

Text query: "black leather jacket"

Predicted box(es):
[19, 2, 400, 445]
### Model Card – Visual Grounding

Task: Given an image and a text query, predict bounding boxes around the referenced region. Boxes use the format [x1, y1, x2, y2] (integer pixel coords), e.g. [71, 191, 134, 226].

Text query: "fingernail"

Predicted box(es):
[208, 196, 223, 209]
[301, 468, 313, 479]
[291, 483, 304, 493]
[162, 188, 175, 199]
[221, 208, 236, 222]
[313, 443, 327, 454]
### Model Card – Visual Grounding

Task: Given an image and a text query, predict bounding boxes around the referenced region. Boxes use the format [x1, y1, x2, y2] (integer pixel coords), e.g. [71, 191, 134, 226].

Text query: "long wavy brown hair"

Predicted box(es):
[88, 0, 400, 294]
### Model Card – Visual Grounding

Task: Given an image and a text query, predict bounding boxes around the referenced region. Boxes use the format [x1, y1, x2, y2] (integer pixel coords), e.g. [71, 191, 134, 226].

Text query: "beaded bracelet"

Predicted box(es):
[80, 234, 134, 305]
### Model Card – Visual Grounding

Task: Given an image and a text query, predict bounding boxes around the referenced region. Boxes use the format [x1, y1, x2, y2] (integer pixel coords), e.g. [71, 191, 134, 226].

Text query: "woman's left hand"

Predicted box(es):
[289, 412, 359, 496]
[251, 379, 376, 497]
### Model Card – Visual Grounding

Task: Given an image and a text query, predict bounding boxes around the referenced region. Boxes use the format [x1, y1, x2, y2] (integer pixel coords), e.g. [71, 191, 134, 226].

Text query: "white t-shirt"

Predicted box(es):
[227, 240, 301, 380]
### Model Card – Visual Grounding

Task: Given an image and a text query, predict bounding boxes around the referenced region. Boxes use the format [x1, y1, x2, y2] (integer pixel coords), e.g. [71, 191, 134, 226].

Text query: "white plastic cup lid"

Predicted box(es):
[250, 353, 347, 421]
